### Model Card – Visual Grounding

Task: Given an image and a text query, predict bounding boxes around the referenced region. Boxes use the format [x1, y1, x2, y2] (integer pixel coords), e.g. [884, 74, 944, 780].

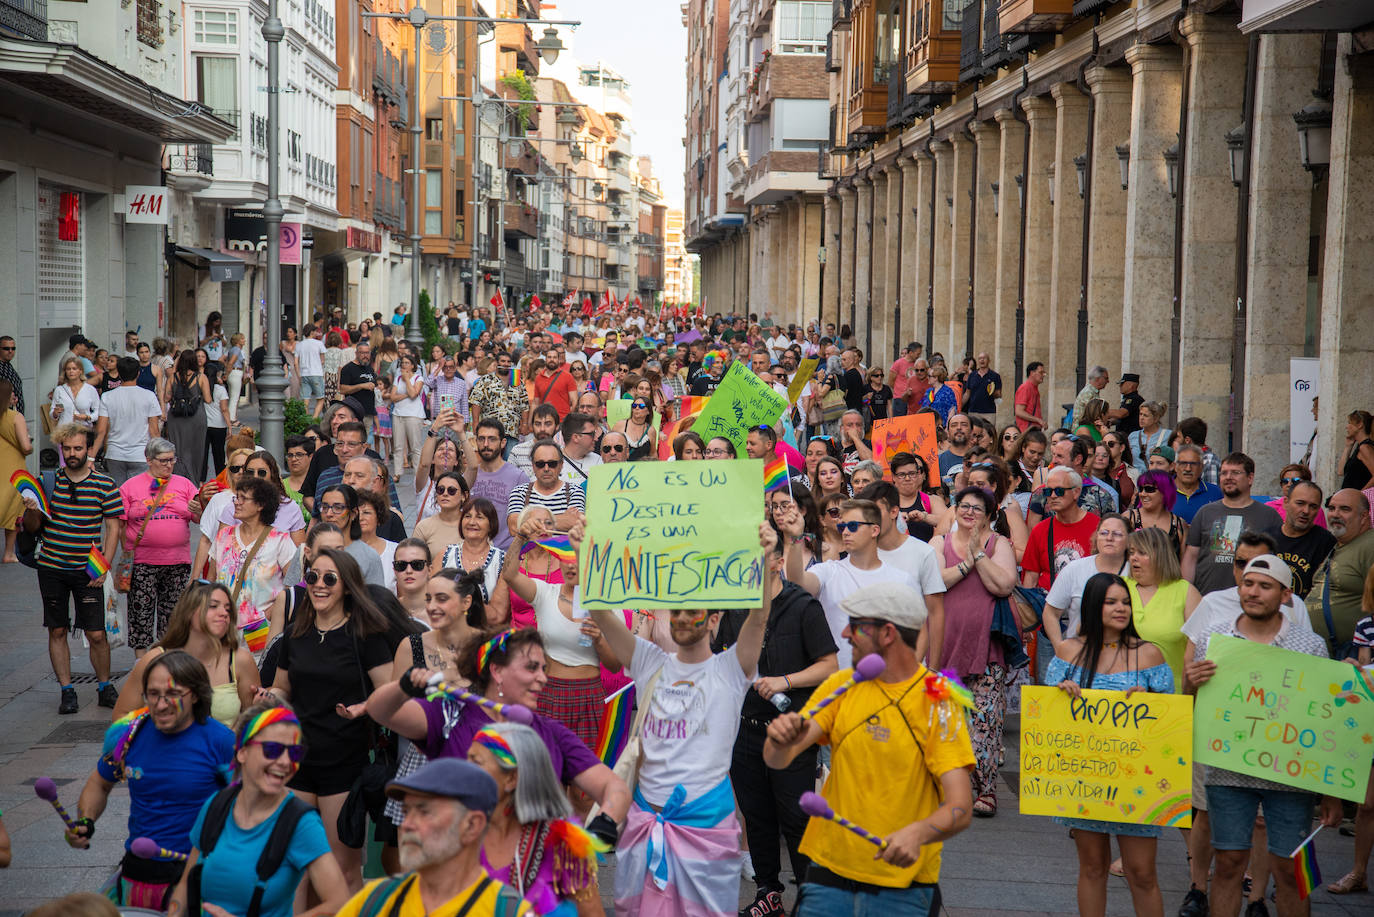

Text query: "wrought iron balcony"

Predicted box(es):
[165, 143, 213, 177]
[998, 0, 1072, 34]
[0, 0, 47, 41]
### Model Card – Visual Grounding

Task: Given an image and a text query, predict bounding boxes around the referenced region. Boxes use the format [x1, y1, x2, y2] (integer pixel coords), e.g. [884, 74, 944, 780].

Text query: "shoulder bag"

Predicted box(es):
[115, 477, 172, 593]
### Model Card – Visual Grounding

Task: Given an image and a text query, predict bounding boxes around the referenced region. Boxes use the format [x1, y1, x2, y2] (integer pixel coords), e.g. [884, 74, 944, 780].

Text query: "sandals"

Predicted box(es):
[972, 793, 997, 818]
[1109, 858, 1125, 878]
[1326, 871, 1368, 894]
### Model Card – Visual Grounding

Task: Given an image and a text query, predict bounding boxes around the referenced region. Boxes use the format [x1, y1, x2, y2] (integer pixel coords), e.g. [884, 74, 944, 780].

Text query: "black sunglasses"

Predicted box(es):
[534, 460, 560, 469]
[393, 559, 427, 572]
[434, 485, 463, 496]
[249, 740, 305, 763]
[304, 569, 339, 587]
[228, 464, 244, 474]
[602, 444, 626, 453]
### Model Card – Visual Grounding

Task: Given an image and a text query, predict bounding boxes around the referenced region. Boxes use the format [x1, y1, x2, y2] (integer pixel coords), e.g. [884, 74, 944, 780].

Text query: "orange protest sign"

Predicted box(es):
[872, 413, 939, 478]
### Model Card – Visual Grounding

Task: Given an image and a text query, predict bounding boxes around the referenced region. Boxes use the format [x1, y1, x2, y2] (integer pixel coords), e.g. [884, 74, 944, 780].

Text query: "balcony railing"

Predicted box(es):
[998, 0, 1073, 33]
[373, 37, 406, 105]
[0, 0, 47, 41]
[165, 143, 213, 177]
[210, 108, 240, 141]
[374, 173, 406, 229]
[503, 201, 539, 239]
[136, 0, 163, 49]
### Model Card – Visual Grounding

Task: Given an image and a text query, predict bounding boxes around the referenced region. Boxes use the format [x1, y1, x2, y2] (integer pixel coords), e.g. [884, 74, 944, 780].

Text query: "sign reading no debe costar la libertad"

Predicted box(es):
[580, 460, 765, 611]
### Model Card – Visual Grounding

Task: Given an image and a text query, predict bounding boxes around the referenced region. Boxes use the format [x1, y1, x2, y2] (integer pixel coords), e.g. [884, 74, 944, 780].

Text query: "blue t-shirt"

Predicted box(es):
[189, 793, 331, 917]
[1174, 481, 1223, 524]
[468, 317, 487, 340]
[97, 718, 234, 855]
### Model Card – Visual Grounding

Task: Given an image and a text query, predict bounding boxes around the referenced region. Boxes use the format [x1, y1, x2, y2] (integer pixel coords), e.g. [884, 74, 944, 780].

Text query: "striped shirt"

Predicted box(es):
[506, 481, 585, 521]
[37, 469, 121, 571]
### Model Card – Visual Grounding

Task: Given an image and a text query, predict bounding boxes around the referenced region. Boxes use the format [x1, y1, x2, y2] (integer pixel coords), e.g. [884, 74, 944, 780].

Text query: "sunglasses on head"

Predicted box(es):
[435, 485, 463, 496]
[304, 569, 339, 587]
[393, 559, 427, 572]
[835, 520, 873, 533]
[249, 740, 306, 763]
[534, 459, 560, 469]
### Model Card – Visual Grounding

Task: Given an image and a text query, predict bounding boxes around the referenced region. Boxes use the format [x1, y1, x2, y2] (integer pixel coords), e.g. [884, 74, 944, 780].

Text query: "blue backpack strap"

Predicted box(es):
[356, 876, 412, 917]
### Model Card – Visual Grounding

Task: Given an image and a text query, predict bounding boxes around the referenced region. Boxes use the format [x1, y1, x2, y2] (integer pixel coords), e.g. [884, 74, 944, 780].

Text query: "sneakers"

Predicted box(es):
[98, 684, 118, 708]
[1178, 887, 1208, 917]
[58, 687, 78, 715]
[740, 887, 785, 917]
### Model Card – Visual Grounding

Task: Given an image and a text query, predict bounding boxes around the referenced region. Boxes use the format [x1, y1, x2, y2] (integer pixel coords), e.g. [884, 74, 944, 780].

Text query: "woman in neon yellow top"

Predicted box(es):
[1125, 527, 1201, 686]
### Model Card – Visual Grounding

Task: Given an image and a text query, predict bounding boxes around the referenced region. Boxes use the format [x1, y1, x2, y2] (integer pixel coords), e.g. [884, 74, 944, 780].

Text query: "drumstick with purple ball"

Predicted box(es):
[33, 777, 80, 833]
[131, 836, 188, 862]
[406, 673, 535, 724]
[800, 792, 889, 850]
[800, 655, 886, 719]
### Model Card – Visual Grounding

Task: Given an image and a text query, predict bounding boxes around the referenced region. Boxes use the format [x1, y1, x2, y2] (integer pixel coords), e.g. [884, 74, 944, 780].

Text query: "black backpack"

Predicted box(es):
[169, 377, 203, 417]
[186, 785, 314, 917]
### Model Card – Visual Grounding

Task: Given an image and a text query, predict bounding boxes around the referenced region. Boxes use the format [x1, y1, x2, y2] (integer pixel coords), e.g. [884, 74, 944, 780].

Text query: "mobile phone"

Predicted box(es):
[439, 394, 457, 414]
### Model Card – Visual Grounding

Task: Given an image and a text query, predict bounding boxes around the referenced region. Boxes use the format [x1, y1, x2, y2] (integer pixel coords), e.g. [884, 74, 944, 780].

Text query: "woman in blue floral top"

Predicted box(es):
[1047, 571, 1173, 917]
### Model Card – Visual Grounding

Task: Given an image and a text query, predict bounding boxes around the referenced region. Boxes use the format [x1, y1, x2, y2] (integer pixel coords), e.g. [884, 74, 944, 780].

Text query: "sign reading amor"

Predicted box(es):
[1195, 636, 1374, 801]
[580, 460, 765, 611]
[1020, 686, 1194, 827]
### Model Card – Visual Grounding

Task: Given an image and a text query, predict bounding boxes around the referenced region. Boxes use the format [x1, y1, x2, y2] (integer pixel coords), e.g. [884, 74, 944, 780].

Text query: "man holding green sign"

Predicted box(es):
[1186, 554, 1346, 917]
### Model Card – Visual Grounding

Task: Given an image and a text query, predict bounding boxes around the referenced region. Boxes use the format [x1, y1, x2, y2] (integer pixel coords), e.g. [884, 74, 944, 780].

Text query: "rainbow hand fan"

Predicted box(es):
[11, 470, 49, 517]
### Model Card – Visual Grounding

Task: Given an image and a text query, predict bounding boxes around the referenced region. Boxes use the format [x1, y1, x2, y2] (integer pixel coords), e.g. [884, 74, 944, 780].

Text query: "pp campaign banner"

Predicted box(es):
[691, 363, 788, 454]
[1195, 636, 1374, 801]
[580, 460, 765, 611]
[1020, 686, 1194, 827]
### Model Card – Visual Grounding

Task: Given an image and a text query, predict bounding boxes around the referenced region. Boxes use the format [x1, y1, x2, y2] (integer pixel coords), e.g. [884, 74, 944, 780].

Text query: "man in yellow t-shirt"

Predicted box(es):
[765, 582, 975, 916]
[334, 759, 531, 917]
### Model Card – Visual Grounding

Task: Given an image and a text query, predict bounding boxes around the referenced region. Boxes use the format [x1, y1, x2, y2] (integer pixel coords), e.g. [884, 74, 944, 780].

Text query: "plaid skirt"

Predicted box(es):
[537, 674, 605, 749]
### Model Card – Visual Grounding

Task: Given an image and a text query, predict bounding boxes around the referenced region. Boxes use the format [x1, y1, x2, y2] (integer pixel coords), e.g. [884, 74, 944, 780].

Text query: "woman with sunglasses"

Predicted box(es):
[413, 469, 471, 570]
[391, 537, 433, 628]
[612, 396, 658, 462]
[414, 426, 463, 524]
[815, 493, 849, 561]
[355, 489, 400, 589]
[112, 581, 261, 728]
[210, 475, 299, 660]
[167, 700, 349, 917]
[937, 457, 1030, 563]
[861, 367, 893, 424]
[929, 486, 1019, 817]
[209, 451, 309, 546]
[261, 547, 394, 891]
[1101, 433, 1137, 506]
[260, 524, 344, 686]
[1265, 462, 1329, 527]
[768, 487, 826, 567]
[1127, 469, 1187, 560]
[993, 424, 1021, 460]
[314, 484, 386, 586]
[467, 722, 607, 915]
[440, 497, 511, 620]
[671, 430, 704, 461]
[1049, 572, 1172, 917]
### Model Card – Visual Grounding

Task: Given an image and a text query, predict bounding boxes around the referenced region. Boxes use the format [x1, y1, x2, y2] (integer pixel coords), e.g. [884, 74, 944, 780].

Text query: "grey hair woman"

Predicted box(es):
[849, 459, 884, 494]
[144, 437, 177, 464]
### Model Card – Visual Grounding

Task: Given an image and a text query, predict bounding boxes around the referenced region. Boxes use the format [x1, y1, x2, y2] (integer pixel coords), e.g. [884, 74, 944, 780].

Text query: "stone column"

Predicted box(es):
[822, 194, 841, 328]
[838, 185, 857, 334]
[1241, 33, 1323, 483]
[854, 174, 874, 353]
[1178, 14, 1249, 439]
[802, 197, 822, 326]
[912, 150, 938, 352]
[1085, 64, 1133, 379]
[1049, 83, 1089, 419]
[869, 168, 890, 361]
[883, 163, 904, 362]
[1315, 34, 1374, 491]
[932, 140, 954, 357]
[749, 216, 768, 318]
[1121, 43, 1183, 403]
[779, 202, 797, 323]
[898, 155, 922, 353]
[948, 133, 975, 359]
[993, 108, 1027, 399]
[972, 121, 1000, 385]
[1022, 96, 1057, 384]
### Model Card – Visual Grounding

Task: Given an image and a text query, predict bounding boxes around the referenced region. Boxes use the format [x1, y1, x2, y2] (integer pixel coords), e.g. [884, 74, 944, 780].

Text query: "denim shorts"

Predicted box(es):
[1206, 784, 1314, 856]
[301, 374, 325, 398]
[796, 880, 938, 917]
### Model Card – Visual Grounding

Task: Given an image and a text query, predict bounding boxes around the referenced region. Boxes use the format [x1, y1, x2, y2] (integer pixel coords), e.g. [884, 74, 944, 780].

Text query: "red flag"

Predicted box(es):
[596, 290, 612, 316]
[581, 295, 593, 316]
[530, 293, 542, 311]
[490, 289, 504, 313]
[562, 289, 577, 308]
[634, 293, 643, 310]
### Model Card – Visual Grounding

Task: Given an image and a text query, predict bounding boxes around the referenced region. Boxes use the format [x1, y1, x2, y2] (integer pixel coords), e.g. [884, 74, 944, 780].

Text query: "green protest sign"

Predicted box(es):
[691, 362, 788, 453]
[580, 459, 765, 610]
[1194, 635, 1374, 801]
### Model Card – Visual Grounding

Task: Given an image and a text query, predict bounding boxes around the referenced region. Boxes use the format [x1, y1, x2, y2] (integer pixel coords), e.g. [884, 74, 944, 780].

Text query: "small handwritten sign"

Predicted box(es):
[580, 460, 764, 610]
[786, 358, 819, 406]
[1195, 636, 1374, 801]
[1020, 686, 1193, 826]
[871, 413, 939, 479]
[691, 362, 787, 454]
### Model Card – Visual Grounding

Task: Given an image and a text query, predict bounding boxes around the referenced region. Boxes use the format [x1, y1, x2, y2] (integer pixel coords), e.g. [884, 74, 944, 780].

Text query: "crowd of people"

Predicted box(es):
[1, 297, 1373, 917]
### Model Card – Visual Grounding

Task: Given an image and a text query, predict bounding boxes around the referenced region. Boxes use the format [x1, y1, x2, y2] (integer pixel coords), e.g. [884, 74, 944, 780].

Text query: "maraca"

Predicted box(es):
[403, 671, 534, 725]
[131, 836, 188, 862]
[799, 792, 888, 850]
[800, 654, 886, 719]
[33, 776, 79, 832]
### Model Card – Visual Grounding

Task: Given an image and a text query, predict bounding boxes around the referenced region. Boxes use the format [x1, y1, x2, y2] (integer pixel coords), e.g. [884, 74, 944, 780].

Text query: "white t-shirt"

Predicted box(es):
[810, 558, 920, 668]
[559, 450, 602, 487]
[295, 338, 326, 377]
[391, 372, 428, 418]
[629, 636, 752, 807]
[1044, 554, 1130, 639]
[101, 385, 163, 462]
[1180, 586, 1312, 644]
[205, 383, 229, 429]
[876, 538, 947, 600]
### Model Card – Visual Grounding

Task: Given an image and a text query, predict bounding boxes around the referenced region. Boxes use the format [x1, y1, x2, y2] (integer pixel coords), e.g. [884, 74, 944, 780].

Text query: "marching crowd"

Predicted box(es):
[0, 298, 1372, 917]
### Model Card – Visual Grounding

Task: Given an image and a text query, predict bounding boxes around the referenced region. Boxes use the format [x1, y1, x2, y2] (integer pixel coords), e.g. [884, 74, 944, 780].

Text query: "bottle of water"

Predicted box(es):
[578, 630, 595, 648]
[769, 692, 791, 712]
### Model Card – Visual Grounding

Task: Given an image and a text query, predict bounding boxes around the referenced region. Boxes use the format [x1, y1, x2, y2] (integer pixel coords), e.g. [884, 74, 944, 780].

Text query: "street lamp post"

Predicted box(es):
[258, 0, 287, 457]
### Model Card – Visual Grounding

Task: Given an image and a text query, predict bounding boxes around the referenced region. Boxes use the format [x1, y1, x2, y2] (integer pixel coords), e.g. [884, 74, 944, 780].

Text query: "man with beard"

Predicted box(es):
[509, 404, 560, 480]
[1307, 487, 1374, 659]
[938, 413, 973, 483]
[1271, 480, 1335, 597]
[336, 758, 530, 917]
[465, 419, 527, 549]
[588, 524, 775, 917]
[1183, 452, 1282, 596]
[21, 424, 122, 714]
[470, 351, 529, 460]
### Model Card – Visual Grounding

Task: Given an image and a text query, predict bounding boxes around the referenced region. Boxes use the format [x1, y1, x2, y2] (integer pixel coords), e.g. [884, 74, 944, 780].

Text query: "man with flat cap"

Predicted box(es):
[334, 759, 531, 917]
[764, 582, 975, 916]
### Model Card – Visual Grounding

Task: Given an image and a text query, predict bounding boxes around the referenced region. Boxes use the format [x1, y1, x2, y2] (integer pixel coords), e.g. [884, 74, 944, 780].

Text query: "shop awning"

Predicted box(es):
[174, 246, 247, 282]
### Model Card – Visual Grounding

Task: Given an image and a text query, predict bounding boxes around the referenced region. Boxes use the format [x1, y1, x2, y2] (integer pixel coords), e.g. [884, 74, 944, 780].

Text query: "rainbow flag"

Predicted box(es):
[86, 547, 110, 582]
[241, 617, 270, 655]
[594, 683, 635, 767]
[509, 367, 522, 388]
[680, 395, 710, 418]
[536, 534, 576, 564]
[1292, 826, 1322, 899]
[763, 456, 789, 493]
[11, 470, 50, 517]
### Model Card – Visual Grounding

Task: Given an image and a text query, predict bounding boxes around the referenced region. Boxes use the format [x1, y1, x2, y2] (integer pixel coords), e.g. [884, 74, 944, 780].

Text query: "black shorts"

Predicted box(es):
[289, 752, 368, 798]
[38, 566, 105, 632]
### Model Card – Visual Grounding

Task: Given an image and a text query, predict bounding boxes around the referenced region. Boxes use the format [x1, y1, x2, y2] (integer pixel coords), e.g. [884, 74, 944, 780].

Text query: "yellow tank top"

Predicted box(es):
[210, 664, 241, 728]
[1126, 578, 1189, 688]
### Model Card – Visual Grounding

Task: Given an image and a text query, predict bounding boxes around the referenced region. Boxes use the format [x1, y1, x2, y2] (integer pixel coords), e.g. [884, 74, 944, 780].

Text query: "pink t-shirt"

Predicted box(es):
[119, 473, 200, 565]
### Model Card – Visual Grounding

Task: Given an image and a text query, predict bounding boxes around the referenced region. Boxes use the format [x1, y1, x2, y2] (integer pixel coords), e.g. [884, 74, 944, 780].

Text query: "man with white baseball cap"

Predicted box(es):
[764, 583, 974, 916]
[1181, 556, 1341, 917]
